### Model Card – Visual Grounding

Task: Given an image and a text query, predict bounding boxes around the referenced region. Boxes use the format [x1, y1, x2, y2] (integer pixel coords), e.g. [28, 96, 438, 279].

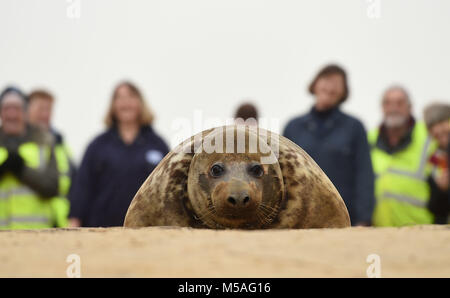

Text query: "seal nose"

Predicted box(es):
[227, 194, 251, 207]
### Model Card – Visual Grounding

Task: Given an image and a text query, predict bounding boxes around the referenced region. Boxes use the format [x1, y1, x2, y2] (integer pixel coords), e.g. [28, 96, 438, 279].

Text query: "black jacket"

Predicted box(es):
[427, 138, 450, 224]
[283, 107, 375, 225]
[69, 125, 169, 227]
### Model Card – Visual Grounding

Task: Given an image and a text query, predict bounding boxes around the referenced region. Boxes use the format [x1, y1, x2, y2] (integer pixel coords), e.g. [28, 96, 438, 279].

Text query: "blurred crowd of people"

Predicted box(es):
[0, 64, 448, 229]
[283, 65, 449, 226]
[0, 82, 169, 229]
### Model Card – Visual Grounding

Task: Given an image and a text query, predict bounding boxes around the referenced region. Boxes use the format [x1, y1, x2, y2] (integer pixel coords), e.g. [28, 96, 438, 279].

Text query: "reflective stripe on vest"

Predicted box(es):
[0, 216, 51, 227]
[0, 185, 35, 200]
[385, 136, 432, 180]
[381, 191, 427, 208]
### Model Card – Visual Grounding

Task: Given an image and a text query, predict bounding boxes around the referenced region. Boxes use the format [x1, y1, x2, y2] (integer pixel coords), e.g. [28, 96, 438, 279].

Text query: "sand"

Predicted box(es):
[0, 225, 449, 278]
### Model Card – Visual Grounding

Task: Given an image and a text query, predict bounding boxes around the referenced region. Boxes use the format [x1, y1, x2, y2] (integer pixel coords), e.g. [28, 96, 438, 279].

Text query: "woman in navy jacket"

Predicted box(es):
[283, 65, 375, 226]
[69, 81, 169, 227]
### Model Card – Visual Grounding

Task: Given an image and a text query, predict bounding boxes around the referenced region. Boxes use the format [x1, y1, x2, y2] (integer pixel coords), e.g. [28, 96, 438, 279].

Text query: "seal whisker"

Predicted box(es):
[259, 203, 278, 212]
[257, 205, 278, 225]
[256, 209, 273, 225]
[258, 204, 279, 218]
[255, 212, 266, 226]
[197, 209, 214, 220]
[196, 206, 216, 223]
[255, 211, 271, 226]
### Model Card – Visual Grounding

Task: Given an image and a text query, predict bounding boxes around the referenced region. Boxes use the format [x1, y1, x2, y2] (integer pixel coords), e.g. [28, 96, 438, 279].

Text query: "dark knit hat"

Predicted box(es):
[423, 102, 450, 129]
[0, 86, 28, 109]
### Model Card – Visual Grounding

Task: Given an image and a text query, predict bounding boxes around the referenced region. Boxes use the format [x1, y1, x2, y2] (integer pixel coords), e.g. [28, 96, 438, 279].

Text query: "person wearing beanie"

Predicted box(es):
[423, 102, 450, 224]
[0, 86, 66, 229]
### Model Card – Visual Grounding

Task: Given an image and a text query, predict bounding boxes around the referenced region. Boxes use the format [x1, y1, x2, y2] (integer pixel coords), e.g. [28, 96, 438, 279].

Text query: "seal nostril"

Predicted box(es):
[243, 196, 250, 205]
[227, 197, 237, 205]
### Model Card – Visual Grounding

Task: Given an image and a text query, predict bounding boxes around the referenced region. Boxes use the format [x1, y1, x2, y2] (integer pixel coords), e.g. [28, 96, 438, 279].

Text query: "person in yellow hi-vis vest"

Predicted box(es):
[368, 86, 436, 227]
[0, 86, 69, 229]
[27, 89, 76, 227]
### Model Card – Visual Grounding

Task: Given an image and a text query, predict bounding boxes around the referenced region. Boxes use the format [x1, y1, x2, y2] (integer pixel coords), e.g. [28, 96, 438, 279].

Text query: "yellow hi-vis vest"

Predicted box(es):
[0, 142, 70, 229]
[55, 143, 72, 197]
[368, 122, 436, 227]
[53, 142, 72, 227]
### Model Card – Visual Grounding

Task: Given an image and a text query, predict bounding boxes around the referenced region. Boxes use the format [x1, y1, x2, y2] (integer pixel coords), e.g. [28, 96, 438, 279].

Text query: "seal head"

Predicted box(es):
[187, 150, 284, 229]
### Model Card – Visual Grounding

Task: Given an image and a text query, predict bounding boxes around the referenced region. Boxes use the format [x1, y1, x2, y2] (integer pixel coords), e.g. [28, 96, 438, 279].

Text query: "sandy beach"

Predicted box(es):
[0, 225, 449, 278]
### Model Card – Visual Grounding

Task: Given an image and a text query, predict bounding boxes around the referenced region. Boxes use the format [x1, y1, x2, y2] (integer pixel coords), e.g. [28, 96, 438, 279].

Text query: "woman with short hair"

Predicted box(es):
[283, 64, 375, 226]
[69, 81, 169, 227]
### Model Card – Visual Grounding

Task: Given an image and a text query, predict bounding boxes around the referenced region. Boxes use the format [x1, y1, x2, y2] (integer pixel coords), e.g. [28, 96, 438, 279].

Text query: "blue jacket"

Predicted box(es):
[283, 107, 375, 225]
[69, 125, 169, 227]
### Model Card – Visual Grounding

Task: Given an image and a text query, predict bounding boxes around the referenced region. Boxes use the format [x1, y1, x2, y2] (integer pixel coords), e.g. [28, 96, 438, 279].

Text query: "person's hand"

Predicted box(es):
[68, 218, 82, 228]
[5, 151, 25, 177]
[435, 169, 449, 191]
[0, 160, 8, 177]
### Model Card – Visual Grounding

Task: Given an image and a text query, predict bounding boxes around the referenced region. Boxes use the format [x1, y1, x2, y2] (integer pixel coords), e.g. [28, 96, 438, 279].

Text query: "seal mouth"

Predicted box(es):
[191, 192, 281, 229]
[214, 198, 260, 220]
[213, 201, 279, 229]
[220, 210, 256, 221]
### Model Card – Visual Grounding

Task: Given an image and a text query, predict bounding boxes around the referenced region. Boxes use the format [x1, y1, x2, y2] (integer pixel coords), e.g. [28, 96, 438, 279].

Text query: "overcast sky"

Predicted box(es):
[1, 0, 449, 162]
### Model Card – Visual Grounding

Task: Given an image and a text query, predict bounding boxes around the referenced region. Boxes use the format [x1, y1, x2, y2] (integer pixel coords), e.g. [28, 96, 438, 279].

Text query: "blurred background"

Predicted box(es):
[1, 0, 449, 161]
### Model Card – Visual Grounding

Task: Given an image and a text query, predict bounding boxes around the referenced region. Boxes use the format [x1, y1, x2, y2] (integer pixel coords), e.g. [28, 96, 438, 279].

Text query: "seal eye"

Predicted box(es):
[210, 164, 225, 178]
[248, 164, 264, 178]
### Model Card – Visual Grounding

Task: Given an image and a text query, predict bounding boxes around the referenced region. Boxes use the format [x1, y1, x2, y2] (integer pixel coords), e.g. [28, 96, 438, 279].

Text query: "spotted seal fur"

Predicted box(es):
[124, 125, 350, 229]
